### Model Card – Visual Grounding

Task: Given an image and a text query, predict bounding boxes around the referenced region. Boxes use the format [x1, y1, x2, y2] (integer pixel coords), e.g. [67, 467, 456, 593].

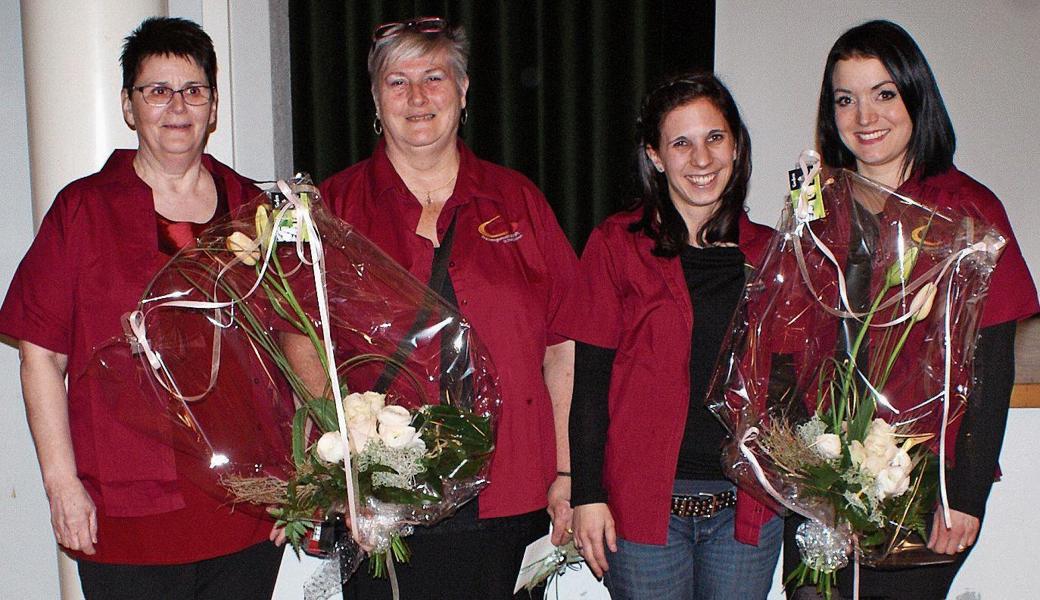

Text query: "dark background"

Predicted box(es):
[289, 0, 716, 248]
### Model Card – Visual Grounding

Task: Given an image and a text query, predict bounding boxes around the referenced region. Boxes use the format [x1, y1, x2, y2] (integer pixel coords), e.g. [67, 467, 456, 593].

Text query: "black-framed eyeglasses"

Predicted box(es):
[371, 16, 448, 42]
[132, 84, 213, 106]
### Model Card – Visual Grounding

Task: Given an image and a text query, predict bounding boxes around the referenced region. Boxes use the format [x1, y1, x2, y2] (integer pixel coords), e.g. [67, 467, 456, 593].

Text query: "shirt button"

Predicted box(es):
[461, 299, 468, 306]
[449, 261, 456, 267]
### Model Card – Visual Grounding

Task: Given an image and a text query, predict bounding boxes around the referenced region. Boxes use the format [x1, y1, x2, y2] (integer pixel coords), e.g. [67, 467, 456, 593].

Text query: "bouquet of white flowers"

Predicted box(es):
[708, 157, 1005, 597]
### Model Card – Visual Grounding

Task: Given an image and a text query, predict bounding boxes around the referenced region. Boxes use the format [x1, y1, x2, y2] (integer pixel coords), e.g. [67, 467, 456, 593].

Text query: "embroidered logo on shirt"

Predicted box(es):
[477, 216, 523, 243]
[911, 223, 942, 248]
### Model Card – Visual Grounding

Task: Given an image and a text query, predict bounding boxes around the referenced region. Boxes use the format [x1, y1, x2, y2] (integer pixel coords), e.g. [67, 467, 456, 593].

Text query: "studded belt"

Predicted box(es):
[670, 490, 737, 518]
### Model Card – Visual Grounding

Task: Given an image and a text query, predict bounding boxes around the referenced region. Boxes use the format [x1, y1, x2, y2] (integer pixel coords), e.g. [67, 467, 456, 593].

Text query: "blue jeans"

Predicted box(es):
[604, 480, 782, 600]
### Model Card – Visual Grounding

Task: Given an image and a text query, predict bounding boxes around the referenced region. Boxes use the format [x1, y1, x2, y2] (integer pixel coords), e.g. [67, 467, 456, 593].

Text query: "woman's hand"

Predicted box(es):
[269, 524, 287, 547]
[928, 509, 979, 555]
[572, 503, 617, 578]
[547, 475, 573, 546]
[46, 476, 97, 555]
[19, 341, 97, 553]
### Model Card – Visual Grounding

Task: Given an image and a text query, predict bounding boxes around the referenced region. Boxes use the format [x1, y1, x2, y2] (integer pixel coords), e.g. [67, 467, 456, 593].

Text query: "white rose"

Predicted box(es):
[875, 466, 911, 499]
[362, 391, 386, 413]
[376, 405, 413, 429]
[379, 424, 419, 449]
[344, 392, 373, 421]
[861, 453, 891, 476]
[347, 416, 378, 454]
[813, 433, 842, 460]
[860, 419, 899, 476]
[315, 431, 345, 463]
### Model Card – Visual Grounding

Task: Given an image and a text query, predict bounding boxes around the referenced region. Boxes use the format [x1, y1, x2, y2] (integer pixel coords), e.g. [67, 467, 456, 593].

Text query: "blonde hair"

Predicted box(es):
[368, 23, 469, 98]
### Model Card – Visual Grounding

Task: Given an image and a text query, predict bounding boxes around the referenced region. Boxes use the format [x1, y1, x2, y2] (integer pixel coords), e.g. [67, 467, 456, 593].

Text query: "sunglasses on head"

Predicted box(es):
[372, 16, 449, 42]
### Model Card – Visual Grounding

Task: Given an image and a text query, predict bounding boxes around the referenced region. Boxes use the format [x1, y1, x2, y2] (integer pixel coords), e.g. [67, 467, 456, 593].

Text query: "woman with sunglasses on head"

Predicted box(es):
[318, 16, 578, 600]
[0, 17, 284, 599]
[562, 72, 781, 600]
[782, 20, 1039, 600]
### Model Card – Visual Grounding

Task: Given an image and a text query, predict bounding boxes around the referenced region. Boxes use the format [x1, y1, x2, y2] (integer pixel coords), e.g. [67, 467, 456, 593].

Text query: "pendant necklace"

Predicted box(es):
[409, 174, 458, 207]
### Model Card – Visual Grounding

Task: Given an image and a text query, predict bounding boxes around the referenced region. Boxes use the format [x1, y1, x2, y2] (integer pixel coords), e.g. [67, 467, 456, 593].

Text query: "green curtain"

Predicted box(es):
[289, 0, 715, 248]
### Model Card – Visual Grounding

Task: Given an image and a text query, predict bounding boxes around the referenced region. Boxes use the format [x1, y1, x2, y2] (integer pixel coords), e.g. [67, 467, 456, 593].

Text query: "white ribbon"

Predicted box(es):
[127, 180, 362, 543]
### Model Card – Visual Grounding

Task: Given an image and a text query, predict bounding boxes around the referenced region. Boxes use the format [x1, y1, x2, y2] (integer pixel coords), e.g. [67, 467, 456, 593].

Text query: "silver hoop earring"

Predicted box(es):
[373, 116, 383, 136]
[460, 107, 468, 125]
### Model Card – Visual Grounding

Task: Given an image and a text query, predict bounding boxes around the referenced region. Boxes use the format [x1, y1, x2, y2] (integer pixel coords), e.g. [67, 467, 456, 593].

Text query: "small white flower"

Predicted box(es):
[376, 405, 412, 429]
[315, 431, 345, 463]
[813, 433, 842, 460]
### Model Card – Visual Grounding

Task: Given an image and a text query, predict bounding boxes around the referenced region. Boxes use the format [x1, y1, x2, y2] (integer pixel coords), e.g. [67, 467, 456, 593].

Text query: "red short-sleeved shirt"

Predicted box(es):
[900, 167, 1039, 326]
[0, 150, 274, 564]
[319, 139, 579, 518]
[557, 211, 777, 545]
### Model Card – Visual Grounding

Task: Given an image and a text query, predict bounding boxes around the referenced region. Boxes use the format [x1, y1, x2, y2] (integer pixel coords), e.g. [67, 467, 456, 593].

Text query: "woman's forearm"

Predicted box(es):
[19, 341, 76, 491]
[544, 340, 575, 473]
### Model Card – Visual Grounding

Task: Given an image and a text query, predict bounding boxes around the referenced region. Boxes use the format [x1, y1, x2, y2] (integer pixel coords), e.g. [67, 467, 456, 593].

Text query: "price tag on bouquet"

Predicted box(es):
[267, 189, 311, 243]
[789, 164, 825, 221]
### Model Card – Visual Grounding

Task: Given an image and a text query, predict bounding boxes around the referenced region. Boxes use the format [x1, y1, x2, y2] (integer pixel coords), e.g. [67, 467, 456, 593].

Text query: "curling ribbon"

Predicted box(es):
[275, 181, 363, 549]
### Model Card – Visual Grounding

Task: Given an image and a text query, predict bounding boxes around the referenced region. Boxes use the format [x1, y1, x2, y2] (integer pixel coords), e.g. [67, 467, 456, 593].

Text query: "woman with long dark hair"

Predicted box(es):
[565, 72, 781, 600]
[783, 20, 1038, 600]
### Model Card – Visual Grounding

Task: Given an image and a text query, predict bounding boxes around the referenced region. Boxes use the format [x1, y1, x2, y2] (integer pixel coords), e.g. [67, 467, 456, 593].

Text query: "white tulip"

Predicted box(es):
[909, 282, 938, 323]
[226, 231, 260, 266]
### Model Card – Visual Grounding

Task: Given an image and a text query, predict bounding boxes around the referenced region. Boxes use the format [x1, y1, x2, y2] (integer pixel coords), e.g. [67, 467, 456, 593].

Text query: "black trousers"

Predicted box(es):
[342, 500, 549, 600]
[783, 515, 972, 600]
[77, 540, 283, 600]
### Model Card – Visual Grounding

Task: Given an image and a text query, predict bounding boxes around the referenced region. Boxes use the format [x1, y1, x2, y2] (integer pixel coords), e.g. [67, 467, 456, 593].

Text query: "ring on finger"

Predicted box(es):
[957, 544, 966, 552]
[565, 527, 573, 535]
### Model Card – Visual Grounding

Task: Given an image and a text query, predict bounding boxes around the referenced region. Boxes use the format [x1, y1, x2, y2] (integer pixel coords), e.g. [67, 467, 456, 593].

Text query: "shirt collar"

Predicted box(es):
[366, 138, 503, 208]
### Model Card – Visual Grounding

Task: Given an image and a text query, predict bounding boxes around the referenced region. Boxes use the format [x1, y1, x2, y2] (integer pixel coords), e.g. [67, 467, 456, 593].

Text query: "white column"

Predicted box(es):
[19, 2, 166, 597]
[20, 0, 165, 225]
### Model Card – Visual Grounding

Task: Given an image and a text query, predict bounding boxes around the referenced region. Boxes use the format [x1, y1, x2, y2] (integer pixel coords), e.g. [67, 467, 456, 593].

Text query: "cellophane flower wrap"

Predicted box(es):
[92, 177, 501, 594]
[706, 164, 1005, 596]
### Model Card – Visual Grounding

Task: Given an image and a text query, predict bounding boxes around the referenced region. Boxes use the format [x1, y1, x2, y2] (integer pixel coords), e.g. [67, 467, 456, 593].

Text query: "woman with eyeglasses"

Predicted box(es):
[782, 20, 1038, 600]
[0, 17, 284, 599]
[562, 72, 782, 600]
[318, 16, 578, 600]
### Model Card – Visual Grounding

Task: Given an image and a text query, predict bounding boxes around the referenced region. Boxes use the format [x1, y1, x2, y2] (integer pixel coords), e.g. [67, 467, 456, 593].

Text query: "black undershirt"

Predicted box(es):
[674, 245, 746, 480]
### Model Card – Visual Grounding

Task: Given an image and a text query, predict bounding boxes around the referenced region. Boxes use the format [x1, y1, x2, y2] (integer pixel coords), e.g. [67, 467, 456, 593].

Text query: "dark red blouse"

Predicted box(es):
[319, 139, 580, 519]
[0, 150, 273, 564]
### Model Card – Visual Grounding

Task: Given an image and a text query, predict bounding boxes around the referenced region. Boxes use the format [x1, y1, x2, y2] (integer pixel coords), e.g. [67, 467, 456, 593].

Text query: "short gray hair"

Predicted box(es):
[368, 22, 469, 98]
